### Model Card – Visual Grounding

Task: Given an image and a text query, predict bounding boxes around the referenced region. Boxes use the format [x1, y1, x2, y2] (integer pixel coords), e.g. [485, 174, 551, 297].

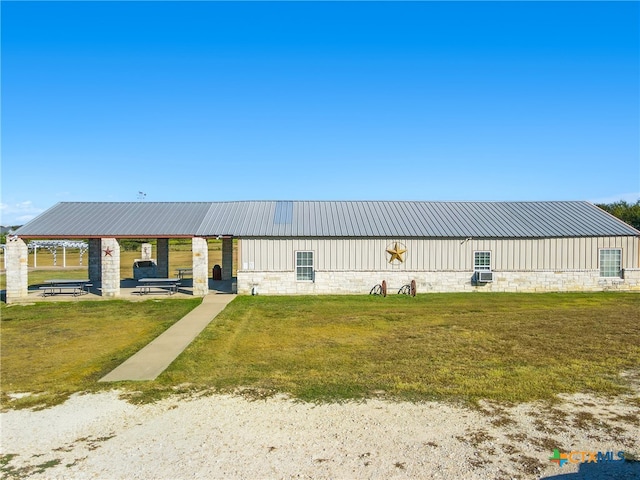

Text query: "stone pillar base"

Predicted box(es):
[101, 238, 120, 297]
[5, 237, 28, 303]
[192, 237, 209, 296]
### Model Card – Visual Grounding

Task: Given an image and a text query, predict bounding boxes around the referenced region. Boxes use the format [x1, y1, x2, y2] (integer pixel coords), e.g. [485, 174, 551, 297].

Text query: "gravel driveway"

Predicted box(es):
[1, 388, 639, 479]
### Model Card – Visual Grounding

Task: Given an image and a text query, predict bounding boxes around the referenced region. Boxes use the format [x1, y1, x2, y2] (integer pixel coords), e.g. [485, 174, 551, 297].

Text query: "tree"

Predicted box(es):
[595, 200, 640, 230]
[0, 225, 22, 244]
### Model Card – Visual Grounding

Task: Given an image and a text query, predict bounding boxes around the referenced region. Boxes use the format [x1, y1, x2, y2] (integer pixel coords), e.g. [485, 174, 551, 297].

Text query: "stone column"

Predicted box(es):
[141, 243, 152, 260]
[101, 238, 120, 297]
[5, 237, 28, 304]
[157, 238, 169, 278]
[88, 238, 102, 283]
[222, 237, 233, 281]
[192, 237, 209, 296]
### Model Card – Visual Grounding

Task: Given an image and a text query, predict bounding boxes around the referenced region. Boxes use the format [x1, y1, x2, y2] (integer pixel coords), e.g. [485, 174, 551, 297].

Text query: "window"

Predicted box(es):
[296, 251, 314, 281]
[474, 251, 491, 271]
[600, 249, 622, 277]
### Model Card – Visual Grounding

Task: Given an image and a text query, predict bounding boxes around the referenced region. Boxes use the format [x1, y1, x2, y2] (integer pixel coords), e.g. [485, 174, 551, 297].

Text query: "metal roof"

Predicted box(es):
[14, 201, 640, 239]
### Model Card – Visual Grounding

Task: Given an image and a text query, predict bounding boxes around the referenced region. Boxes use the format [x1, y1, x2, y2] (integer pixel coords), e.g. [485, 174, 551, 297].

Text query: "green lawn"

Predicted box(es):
[0, 299, 202, 409]
[1, 293, 638, 408]
[157, 292, 640, 403]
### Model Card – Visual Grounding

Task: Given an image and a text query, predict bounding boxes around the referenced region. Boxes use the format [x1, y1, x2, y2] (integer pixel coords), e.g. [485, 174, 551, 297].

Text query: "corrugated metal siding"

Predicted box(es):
[240, 237, 640, 272]
[15, 200, 640, 238]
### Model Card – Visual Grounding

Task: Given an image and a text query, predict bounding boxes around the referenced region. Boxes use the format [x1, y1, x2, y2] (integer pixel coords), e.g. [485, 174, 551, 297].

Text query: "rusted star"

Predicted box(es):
[103, 247, 113, 257]
[386, 242, 407, 263]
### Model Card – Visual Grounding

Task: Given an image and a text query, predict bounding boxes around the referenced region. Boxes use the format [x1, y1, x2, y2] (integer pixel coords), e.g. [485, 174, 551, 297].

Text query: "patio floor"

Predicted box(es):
[12, 278, 237, 303]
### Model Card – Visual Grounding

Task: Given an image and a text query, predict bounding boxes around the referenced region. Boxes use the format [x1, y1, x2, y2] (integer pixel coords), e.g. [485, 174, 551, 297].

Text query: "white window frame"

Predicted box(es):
[599, 248, 622, 278]
[474, 251, 492, 272]
[295, 250, 314, 282]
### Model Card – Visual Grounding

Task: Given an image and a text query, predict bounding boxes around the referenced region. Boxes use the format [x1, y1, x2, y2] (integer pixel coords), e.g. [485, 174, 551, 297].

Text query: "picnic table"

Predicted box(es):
[136, 278, 181, 295]
[40, 279, 93, 297]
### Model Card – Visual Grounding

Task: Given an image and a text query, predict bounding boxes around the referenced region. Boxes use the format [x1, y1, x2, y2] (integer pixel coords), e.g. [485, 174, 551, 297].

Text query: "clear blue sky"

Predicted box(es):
[2, 1, 638, 225]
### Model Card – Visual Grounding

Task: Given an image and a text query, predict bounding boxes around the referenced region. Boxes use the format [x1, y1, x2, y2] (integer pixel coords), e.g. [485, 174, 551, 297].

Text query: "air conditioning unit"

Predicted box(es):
[476, 271, 494, 283]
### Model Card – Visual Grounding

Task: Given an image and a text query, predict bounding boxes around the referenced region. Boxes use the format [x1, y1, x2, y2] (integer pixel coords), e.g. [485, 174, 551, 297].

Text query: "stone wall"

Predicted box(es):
[237, 269, 640, 295]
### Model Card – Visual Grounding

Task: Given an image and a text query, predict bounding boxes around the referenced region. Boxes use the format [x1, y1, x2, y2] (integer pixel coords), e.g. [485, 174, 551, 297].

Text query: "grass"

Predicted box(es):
[0, 298, 202, 409]
[1, 292, 638, 408]
[150, 292, 640, 404]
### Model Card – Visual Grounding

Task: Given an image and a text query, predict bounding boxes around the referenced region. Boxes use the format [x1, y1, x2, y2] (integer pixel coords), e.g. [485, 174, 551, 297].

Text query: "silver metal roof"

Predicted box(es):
[14, 201, 640, 238]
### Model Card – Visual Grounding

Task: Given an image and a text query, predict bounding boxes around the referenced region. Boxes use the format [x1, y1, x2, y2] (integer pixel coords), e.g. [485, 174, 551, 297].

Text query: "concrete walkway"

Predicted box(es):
[100, 294, 236, 382]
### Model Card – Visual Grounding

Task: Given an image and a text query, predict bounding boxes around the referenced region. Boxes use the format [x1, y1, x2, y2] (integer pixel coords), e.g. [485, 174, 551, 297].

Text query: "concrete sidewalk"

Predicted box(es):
[100, 294, 236, 382]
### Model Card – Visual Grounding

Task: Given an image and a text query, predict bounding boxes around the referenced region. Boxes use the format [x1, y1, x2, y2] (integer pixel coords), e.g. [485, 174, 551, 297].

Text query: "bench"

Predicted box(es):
[175, 268, 193, 280]
[136, 278, 181, 295]
[40, 283, 93, 297]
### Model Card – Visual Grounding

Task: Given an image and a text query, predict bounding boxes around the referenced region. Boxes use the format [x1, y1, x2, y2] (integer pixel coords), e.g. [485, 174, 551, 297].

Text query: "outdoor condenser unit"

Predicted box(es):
[476, 271, 494, 283]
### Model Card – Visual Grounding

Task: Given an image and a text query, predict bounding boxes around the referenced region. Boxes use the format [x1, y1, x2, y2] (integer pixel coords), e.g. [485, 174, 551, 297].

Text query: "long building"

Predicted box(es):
[5, 200, 640, 301]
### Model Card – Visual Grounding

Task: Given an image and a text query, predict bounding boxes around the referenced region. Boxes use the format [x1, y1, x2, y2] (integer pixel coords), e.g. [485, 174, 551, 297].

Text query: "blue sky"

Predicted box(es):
[2, 1, 638, 225]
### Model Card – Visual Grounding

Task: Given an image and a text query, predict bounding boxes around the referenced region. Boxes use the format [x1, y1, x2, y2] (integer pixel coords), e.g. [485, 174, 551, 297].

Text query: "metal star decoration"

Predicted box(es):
[103, 247, 113, 257]
[386, 242, 407, 263]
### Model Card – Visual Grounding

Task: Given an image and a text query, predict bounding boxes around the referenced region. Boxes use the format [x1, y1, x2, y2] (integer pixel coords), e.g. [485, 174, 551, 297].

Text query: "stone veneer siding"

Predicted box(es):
[237, 269, 640, 295]
[192, 237, 209, 296]
[101, 238, 121, 297]
[5, 237, 28, 304]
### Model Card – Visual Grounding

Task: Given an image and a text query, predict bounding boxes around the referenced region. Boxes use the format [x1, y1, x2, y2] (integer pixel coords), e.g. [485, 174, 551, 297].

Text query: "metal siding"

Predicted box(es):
[570, 239, 578, 269]
[505, 239, 518, 270]
[265, 239, 273, 271]
[551, 239, 559, 269]
[423, 240, 433, 270]
[242, 236, 639, 273]
[514, 240, 521, 269]
[372, 239, 381, 270]
[540, 239, 548, 270]
[554, 239, 562, 269]
[322, 239, 332, 270]
[523, 240, 531, 269]
[578, 238, 586, 270]
[240, 239, 251, 269]
[324, 240, 333, 270]
[287, 239, 295, 270]
[627, 235, 639, 265]
[517, 241, 525, 269]
[355, 239, 364, 270]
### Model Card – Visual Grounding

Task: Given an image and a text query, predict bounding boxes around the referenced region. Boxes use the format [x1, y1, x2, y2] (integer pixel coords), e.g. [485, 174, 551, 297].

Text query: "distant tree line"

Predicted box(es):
[596, 200, 640, 230]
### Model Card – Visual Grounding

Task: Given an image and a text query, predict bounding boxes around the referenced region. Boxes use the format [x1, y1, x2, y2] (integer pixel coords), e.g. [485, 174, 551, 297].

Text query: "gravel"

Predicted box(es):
[1, 390, 638, 479]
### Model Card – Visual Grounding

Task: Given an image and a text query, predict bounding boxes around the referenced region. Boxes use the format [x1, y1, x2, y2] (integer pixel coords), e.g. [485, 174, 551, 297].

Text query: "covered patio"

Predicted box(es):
[5, 202, 238, 303]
